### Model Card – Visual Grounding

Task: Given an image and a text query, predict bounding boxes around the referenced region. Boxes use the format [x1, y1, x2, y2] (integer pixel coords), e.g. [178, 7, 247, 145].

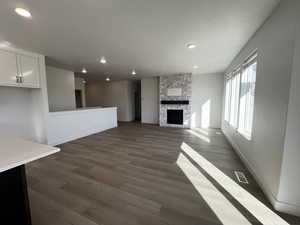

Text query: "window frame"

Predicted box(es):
[223, 51, 258, 141]
[229, 68, 241, 129]
[238, 54, 257, 140]
[224, 74, 232, 123]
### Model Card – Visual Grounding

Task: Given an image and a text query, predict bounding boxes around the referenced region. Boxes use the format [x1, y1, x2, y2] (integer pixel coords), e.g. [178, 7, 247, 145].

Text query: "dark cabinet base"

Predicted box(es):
[0, 165, 32, 225]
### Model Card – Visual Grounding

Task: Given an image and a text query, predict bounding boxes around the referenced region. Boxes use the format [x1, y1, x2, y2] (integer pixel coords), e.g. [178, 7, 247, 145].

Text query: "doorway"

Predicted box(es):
[75, 89, 83, 108]
[134, 81, 141, 121]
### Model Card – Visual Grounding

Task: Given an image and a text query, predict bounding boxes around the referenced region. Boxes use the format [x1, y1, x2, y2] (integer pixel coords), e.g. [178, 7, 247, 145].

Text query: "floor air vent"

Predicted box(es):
[234, 171, 249, 184]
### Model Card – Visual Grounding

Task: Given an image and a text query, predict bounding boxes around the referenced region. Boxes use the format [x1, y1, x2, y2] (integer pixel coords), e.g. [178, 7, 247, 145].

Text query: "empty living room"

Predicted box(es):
[1, 0, 300, 224]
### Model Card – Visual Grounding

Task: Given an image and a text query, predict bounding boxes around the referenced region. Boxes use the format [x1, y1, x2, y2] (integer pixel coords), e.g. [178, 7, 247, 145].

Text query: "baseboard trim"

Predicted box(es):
[274, 200, 300, 217]
[222, 131, 279, 205]
[223, 130, 300, 217]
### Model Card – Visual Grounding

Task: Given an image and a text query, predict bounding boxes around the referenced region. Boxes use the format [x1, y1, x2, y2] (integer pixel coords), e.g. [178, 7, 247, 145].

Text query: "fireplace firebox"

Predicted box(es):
[167, 110, 183, 125]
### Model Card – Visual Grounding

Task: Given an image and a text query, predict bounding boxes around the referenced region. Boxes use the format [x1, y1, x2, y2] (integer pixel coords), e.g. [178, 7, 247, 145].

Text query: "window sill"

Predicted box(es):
[237, 130, 252, 141]
[223, 120, 238, 129]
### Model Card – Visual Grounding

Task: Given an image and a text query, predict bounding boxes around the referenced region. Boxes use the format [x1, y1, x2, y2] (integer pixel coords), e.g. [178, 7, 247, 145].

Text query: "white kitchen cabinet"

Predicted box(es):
[0, 49, 40, 88]
[0, 50, 18, 87]
[18, 54, 40, 88]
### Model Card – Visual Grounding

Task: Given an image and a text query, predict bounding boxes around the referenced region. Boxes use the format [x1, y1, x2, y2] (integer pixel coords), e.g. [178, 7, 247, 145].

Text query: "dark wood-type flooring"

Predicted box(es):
[26, 122, 300, 225]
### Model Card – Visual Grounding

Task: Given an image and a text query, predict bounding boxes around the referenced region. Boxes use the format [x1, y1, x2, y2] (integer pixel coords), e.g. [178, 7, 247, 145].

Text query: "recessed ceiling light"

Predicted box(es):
[81, 68, 87, 74]
[100, 57, 107, 64]
[0, 41, 11, 48]
[106, 77, 110, 82]
[193, 65, 199, 69]
[15, 8, 32, 18]
[132, 69, 136, 75]
[187, 43, 197, 49]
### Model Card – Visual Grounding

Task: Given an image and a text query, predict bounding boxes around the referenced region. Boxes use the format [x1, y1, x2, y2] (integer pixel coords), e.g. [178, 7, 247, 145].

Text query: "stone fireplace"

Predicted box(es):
[159, 74, 192, 128]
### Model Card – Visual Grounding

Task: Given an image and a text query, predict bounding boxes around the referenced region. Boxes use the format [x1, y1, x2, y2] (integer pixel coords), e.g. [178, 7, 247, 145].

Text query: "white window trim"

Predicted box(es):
[223, 50, 257, 141]
[238, 53, 257, 140]
[224, 73, 232, 124]
[238, 129, 252, 141]
[229, 68, 241, 129]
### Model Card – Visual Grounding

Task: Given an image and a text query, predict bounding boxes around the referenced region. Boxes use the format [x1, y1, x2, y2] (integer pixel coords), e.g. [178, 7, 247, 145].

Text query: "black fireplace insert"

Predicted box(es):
[167, 110, 183, 125]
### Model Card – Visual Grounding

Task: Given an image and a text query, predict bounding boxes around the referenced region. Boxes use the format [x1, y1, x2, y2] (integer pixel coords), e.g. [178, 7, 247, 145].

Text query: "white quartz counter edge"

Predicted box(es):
[0, 137, 60, 173]
[48, 107, 117, 116]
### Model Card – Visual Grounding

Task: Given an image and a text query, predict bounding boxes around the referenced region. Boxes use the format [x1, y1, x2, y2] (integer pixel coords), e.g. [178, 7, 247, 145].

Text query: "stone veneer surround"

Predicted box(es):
[159, 74, 192, 128]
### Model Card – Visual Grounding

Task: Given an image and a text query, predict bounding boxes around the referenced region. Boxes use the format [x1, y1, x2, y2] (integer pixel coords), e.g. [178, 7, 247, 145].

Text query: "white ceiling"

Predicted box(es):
[0, 0, 280, 80]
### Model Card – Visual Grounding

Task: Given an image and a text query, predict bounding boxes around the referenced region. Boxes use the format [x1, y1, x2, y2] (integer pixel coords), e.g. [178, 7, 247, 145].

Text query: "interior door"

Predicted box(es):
[19, 54, 40, 88]
[0, 50, 18, 87]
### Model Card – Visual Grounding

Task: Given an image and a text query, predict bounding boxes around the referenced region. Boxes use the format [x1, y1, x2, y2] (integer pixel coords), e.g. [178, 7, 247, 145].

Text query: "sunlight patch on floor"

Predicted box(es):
[193, 127, 210, 136]
[187, 130, 211, 143]
[177, 153, 251, 225]
[180, 142, 289, 225]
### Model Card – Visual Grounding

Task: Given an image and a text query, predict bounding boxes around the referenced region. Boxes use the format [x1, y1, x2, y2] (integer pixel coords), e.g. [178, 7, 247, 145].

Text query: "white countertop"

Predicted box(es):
[0, 137, 60, 173]
[49, 106, 117, 116]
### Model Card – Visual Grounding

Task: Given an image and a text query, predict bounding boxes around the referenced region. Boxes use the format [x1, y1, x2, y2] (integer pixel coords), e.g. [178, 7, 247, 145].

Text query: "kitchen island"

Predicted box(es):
[0, 137, 60, 224]
[47, 107, 118, 146]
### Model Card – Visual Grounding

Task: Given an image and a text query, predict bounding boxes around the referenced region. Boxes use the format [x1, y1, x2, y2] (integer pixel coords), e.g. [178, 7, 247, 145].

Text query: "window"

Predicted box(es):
[224, 77, 231, 122]
[229, 70, 240, 128]
[223, 51, 257, 140]
[238, 56, 257, 139]
[224, 70, 240, 127]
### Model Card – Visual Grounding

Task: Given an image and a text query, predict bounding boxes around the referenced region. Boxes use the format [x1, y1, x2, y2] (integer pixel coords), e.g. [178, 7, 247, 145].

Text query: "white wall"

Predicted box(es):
[86, 80, 135, 121]
[86, 80, 105, 107]
[0, 53, 49, 143]
[221, 0, 299, 214]
[141, 77, 159, 124]
[75, 77, 86, 108]
[29, 55, 50, 144]
[46, 66, 76, 112]
[277, 6, 300, 215]
[191, 73, 223, 129]
[101, 80, 131, 121]
[0, 87, 36, 141]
